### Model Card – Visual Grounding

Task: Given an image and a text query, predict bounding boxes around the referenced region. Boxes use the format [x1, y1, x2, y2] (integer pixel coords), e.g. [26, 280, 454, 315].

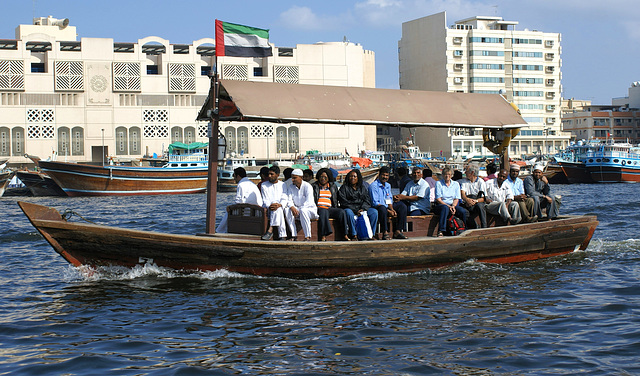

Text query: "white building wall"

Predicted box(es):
[0, 20, 375, 165]
[398, 11, 569, 159]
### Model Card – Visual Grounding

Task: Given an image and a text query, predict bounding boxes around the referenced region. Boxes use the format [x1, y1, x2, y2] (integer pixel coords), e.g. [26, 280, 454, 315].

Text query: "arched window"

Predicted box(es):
[237, 126, 248, 155]
[288, 126, 299, 154]
[171, 126, 183, 143]
[12, 127, 25, 156]
[58, 127, 70, 156]
[116, 126, 128, 155]
[184, 126, 196, 144]
[129, 126, 141, 155]
[0, 127, 10, 157]
[276, 126, 287, 153]
[71, 127, 84, 156]
[225, 126, 236, 154]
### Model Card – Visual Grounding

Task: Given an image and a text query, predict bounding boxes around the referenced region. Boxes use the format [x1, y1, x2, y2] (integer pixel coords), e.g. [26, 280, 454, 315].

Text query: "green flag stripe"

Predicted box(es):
[222, 21, 269, 39]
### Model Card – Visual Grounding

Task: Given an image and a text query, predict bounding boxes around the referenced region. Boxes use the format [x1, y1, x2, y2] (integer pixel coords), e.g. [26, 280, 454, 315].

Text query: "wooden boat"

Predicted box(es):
[19, 79, 599, 278]
[19, 201, 598, 278]
[15, 170, 67, 196]
[585, 141, 640, 183]
[0, 170, 11, 197]
[29, 144, 209, 196]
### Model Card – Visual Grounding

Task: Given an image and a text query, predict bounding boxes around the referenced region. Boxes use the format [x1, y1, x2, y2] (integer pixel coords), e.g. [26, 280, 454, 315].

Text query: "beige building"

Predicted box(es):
[0, 16, 376, 166]
[398, 11, 569, 159]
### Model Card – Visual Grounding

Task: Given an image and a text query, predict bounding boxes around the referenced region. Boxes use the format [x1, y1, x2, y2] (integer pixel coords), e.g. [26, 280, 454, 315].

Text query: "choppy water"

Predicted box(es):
[1, 184, 639, 375]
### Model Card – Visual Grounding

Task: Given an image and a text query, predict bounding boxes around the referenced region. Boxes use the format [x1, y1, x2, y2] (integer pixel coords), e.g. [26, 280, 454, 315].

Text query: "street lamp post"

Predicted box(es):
[101, 128, 105, 166]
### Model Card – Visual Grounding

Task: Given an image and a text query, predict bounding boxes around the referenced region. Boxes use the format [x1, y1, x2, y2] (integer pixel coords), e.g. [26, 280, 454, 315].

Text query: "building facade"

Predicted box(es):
[0, 16, 376, 166]
[398, 11, 569, 159]
[562, 106, 640, 144]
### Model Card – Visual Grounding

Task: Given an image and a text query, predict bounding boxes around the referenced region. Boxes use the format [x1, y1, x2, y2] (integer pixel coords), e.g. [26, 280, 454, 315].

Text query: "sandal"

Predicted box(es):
[436, 232, 444, 237]
[382, 233, 391, 240]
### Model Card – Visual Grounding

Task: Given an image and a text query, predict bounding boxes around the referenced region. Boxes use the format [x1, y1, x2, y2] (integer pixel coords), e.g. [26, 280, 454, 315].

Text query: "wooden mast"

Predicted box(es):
[205, 60, 220, 234]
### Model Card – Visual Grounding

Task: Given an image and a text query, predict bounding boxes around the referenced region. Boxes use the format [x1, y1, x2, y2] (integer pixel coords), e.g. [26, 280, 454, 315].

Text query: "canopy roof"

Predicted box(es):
[197, 80, 526, 129]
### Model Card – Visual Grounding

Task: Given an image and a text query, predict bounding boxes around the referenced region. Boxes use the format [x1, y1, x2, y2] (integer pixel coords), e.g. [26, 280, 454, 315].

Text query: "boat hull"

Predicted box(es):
[16, 171, 67, 196]
[37, 160, 208, 196]
[545, 164, 569, 184]
[558, 161, 594, 184]
[587, 165, 640, 183]
[19, 201, 599, 279]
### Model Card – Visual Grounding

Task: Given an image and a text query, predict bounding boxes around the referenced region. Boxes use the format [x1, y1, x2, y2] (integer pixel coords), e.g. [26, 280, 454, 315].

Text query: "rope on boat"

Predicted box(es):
[61, 209, 98, 224]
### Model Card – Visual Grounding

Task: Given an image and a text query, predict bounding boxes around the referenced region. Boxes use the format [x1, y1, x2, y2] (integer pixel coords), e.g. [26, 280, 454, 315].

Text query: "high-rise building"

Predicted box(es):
[398, 11, 569, 159]
[0, 17, 376, 166]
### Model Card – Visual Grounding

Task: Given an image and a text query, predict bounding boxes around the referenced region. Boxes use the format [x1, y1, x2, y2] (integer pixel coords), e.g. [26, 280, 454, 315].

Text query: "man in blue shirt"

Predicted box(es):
[369, 166, 408, 239]
[508, 164, 537, 223]
[394, 166, 430, 216]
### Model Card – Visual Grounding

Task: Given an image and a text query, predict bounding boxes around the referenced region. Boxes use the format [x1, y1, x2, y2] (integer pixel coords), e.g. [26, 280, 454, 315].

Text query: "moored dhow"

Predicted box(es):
[30, 142, 209, 196]
[585, 141, 640, 183]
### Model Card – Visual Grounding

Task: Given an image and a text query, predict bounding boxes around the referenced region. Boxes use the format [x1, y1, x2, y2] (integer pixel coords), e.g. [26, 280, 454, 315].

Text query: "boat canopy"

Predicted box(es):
[197, 80, 527, 129]
[167, 142, 208, 153]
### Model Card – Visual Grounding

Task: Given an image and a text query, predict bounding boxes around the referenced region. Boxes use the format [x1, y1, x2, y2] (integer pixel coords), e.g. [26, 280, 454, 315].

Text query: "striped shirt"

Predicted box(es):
[317, 187, 332, 209]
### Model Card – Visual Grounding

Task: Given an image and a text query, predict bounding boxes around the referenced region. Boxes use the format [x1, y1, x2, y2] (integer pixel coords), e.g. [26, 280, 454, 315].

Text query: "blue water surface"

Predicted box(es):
[1, 183, 639, 375]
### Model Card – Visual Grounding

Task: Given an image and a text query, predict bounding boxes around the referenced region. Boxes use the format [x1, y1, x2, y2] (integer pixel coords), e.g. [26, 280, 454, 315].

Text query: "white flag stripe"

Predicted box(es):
[224, 34, 270, 48]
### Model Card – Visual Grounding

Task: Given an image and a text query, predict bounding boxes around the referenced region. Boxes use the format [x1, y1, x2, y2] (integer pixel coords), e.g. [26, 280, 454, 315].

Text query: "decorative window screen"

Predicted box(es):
[222, 64, 248, 81]
[274, 65, 299, 84]
[0, 127, 9, 156]
[168, 63, 196, 92]
[12, 127, 25, 156]
[0, 60, 24, 90]
[55, 61, 84, 91]
[143, 109, 168, 123]
[26, 109, 55, 139]
[113, 62, 141, 91]
[143, 125, 169, 138]
[250, 125, 273, 138]
[198, 124, 208, 138]
[116, 127, 128, 155]
[288, 126, 299, 153]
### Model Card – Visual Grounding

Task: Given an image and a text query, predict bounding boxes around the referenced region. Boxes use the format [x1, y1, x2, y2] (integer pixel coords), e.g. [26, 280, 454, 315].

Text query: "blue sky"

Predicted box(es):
[2, 0, 638, 104]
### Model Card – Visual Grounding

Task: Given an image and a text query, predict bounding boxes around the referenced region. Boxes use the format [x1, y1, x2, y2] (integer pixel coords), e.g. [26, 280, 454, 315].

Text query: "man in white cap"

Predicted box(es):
[284, 168, 319, 241]
[524, 164, 561, 220]
[508, 163, 537, 223]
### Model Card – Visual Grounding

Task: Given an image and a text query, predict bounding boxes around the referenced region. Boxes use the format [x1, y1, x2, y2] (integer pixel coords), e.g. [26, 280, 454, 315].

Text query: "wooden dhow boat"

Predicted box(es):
[20, 79, 599, 278]
[28, 143, 209, 196]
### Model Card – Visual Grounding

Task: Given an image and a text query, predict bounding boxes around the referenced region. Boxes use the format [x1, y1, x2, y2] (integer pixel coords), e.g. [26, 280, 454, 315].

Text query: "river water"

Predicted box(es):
[1, 184, 639, 375]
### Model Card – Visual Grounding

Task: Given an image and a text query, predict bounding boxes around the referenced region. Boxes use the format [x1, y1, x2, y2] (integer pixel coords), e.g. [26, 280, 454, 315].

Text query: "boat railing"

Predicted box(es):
[168, 154, 208, 163]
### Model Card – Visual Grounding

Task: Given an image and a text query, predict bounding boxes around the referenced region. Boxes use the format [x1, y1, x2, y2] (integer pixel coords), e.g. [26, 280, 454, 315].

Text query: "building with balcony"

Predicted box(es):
[398, 11, 569, 159]
[0, 16, 376, 166]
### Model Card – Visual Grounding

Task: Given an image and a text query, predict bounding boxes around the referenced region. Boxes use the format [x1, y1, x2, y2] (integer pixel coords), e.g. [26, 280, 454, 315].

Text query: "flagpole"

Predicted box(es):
[205, 52, 220, 234]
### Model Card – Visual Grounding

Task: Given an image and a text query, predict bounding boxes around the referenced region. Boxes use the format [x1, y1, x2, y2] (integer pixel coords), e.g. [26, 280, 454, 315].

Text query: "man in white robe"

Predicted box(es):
[260, 165, 289, 240]
[284, 169, 319, 241]
[484, 169, 522, 225]
[216, 167, 263, 233]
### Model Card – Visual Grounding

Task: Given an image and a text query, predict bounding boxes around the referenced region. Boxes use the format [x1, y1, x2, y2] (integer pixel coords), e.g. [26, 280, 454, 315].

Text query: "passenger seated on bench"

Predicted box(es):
[216, 167, 263, 233]
[394, 166, 430, 216]
[485, 169, 522, 225]
[260, 165, 289, 240]
[284, 169, 318, 241]
[338, 169, 378, 241]
[312, 168, 349, 241]
[459, 164, 487, 229]
[434, 166, 469, 237]
[369, 166, 408, 240]
[423, 168, 437, 205]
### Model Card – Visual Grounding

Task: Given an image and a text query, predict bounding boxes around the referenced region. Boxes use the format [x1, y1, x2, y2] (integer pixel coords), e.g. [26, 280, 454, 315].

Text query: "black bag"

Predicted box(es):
[446, 214, 466, 236]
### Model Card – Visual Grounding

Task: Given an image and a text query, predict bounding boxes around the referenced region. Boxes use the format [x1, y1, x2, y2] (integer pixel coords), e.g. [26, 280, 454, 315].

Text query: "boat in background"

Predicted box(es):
[15, 170, 67, 196]
[30, 143, 209, 196]
[586, 141, 640, 183]
[0, 171, 11, 197]
[548, 140, 597, 184]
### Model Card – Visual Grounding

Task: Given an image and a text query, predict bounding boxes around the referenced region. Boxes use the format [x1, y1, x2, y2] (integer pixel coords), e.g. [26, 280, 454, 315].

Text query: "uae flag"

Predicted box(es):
[215, 20, 272, 57]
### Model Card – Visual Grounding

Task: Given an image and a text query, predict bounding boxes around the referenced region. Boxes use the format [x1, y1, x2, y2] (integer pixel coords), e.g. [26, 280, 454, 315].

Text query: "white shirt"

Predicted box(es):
[286, 180, 317, 210]
[459, 177, 486, 197]
[485, 179, 514, 203]
[235, 177, 263, 206]
[261, 180, 288, 207]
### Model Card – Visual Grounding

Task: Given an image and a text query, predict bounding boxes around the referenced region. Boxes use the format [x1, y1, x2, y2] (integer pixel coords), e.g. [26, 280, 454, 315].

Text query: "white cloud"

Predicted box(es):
[278, 6, 351, 31]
